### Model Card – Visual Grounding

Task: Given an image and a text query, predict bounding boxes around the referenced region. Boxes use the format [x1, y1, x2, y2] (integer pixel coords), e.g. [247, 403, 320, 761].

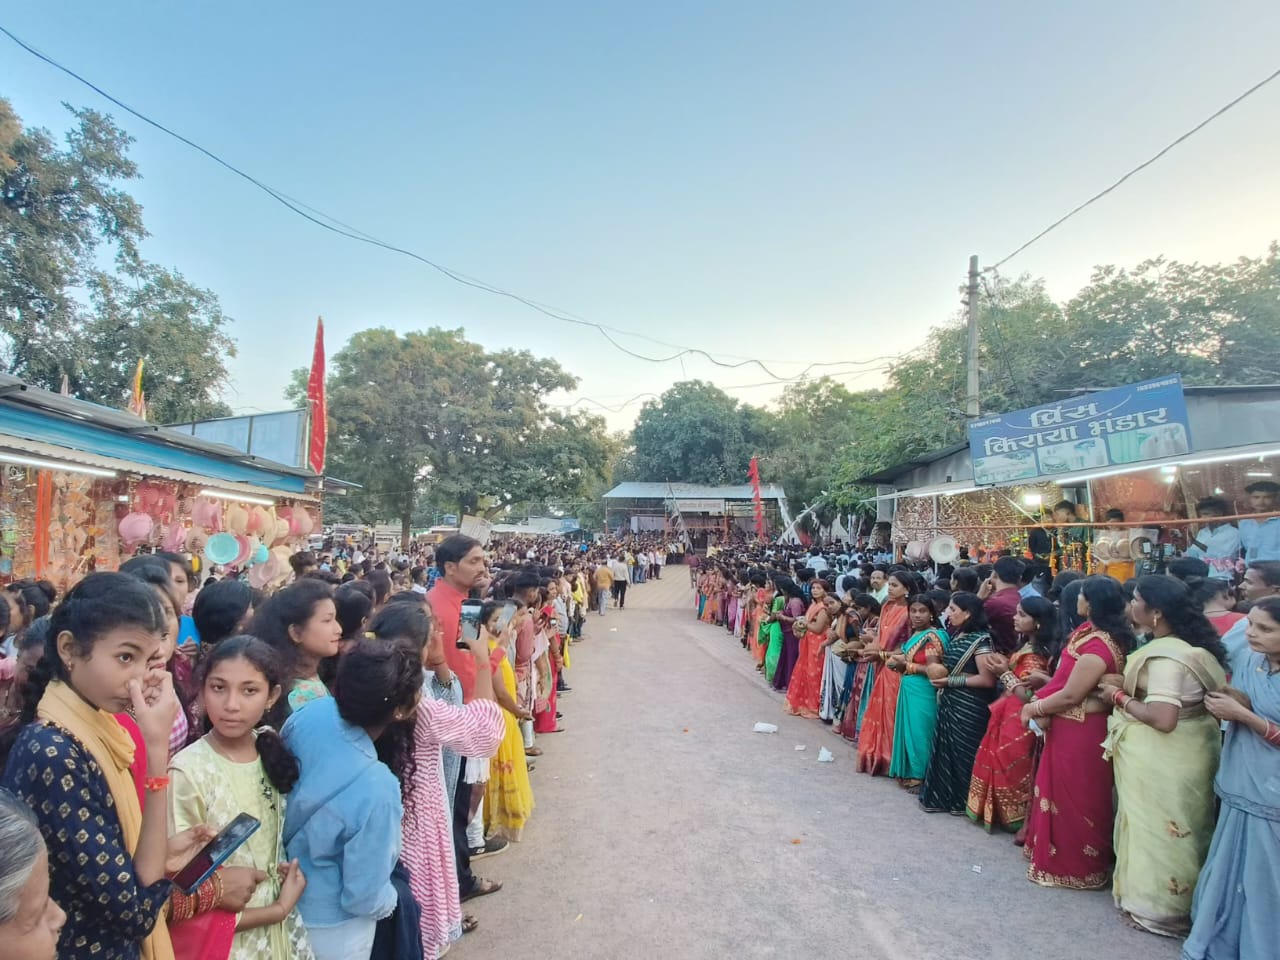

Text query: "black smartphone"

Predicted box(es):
[458, 600, 483, 649]
[170, 812, 261, 893]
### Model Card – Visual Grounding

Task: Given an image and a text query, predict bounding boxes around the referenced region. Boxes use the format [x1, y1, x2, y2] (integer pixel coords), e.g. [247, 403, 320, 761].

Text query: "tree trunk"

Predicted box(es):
[400, 489, 414, 550]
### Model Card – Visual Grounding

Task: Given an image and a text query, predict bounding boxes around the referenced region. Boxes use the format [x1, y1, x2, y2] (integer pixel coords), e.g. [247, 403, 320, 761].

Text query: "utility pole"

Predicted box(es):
[965, 254, 980, 418]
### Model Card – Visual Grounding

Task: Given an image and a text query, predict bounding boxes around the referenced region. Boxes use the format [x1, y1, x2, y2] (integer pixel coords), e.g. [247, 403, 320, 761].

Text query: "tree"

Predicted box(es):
[631, 380, 763, 484]
[81, 264, 236, 422]
[305, 327, 612, 542]
[0, 98, 143, 374]
[0, 98, 234, 421]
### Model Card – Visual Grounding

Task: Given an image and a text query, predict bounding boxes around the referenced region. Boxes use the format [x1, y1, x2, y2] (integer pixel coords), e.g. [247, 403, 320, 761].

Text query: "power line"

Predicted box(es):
[2, 23, 901, 384]
[988, 64, 1280, 271]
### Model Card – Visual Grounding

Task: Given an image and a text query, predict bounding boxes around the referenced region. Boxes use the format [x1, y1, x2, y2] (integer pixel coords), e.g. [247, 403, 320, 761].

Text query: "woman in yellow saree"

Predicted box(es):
[481, 602, 536, 841]
[1100, 575, 1228, 938]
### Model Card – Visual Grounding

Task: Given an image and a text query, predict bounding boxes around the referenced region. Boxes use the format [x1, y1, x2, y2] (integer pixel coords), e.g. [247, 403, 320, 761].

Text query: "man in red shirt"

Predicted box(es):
[426, 535, 506, 896]
[979, 556, 1025, 655]
[428, 536, 491, 703]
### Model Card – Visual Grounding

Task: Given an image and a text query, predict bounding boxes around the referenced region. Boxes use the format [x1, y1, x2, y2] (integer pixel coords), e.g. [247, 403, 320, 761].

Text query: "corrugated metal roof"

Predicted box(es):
[0, 435, 319, 502]
[603, 482, 788, 500]
[0, 373, 316, 480]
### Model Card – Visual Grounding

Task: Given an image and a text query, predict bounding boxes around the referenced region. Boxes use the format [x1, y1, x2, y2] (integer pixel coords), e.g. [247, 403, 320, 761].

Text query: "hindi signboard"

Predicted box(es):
[968, 376, 1191, 487]
[674, 499, 726, 515]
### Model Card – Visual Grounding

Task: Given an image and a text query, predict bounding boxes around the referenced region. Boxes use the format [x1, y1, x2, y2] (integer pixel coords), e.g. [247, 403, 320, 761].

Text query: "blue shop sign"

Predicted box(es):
[967, 375, 1191, 486]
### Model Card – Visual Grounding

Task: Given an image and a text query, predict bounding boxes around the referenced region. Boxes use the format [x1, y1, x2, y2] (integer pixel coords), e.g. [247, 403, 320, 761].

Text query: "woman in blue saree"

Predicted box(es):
[1182, 596, 1280, 960]
[887, 595, 947, 791]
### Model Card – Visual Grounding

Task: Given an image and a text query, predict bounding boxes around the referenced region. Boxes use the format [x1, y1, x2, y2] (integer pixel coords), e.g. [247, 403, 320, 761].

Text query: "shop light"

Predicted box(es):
[198, 488, 276, 507]
[1246, 471, 1274, 478]
[1022, 494, 1042, 507]
[1174, 448, 1280, 468]
[0, 452, 117, 478]
[1160, 466, 1178, 474]
[1053, 448, 1280, 486]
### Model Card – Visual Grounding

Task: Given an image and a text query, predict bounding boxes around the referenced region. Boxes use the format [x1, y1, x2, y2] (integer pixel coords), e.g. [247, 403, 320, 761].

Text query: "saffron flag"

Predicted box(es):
[748, 456, 767, 539]
[307, 318, 327, 474]
[128, 359, 146, 419]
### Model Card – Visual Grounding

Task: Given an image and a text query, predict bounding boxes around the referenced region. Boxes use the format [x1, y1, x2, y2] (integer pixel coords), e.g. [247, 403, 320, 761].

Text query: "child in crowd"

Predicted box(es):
[169, 636, 313, 960]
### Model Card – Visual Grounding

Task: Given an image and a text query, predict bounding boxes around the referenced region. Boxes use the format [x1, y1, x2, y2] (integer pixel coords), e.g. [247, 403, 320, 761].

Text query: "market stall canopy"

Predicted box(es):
[0, 373, 356, 497]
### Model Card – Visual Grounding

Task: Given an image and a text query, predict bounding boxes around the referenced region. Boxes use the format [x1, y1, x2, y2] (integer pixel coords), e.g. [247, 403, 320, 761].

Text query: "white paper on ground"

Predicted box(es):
[753, 722, 779, 733]
[817, 747, 834, 762]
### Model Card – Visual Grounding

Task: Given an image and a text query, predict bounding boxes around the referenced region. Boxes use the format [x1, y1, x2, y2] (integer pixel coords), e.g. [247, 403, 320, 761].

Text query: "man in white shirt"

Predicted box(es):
[1240, 480, 1280, 563]
[805, 548, 829, 574]
[869, 567, 889, 604]
[1186, 496, 1243, 580]
[610, 555, 630, 608]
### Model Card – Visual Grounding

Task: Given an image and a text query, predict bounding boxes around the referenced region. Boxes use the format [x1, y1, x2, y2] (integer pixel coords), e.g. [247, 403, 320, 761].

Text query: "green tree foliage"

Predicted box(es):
[631, 380, 764, 484]
[626, 248, 1280, 521]
[308, 327, 612, 540]
[0, 98, 233, 421]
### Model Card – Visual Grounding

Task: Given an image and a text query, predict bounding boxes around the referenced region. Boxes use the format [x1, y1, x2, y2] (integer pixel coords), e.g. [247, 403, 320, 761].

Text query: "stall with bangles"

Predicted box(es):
[863, 379, 1280, 576]
[0, 375, 339, 593]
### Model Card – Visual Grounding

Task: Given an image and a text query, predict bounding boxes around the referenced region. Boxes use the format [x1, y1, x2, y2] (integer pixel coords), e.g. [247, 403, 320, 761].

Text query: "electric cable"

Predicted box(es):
[1, 23, 908, 384]
[988, 64, 1280, 270]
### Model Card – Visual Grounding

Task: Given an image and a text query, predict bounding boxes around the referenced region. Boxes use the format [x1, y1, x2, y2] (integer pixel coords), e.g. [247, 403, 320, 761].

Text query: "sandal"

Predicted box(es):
[462, 915, 479, 934]
[461, 877, 503, 902]
[525, 747, 543, 757]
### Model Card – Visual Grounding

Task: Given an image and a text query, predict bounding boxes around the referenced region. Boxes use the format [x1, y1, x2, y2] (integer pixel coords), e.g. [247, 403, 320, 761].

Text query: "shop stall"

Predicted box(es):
[863, 379, 1280, 573]
[601, 482, 791, 551]
[0, 375, 335, 592]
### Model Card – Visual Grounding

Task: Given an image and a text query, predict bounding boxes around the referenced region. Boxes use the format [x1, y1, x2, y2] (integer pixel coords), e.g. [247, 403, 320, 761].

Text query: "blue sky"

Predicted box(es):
[4, 1, 1279, 430]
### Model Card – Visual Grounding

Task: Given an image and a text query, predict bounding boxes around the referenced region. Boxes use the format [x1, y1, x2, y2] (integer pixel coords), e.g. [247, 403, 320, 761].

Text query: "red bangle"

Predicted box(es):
[1264, 720, 1280, 747]
[144, 776, 170, 792]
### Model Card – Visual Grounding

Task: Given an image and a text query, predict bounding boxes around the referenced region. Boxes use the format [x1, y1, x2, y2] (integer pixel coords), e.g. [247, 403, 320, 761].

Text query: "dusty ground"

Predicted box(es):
[456, 573, 1180, 960]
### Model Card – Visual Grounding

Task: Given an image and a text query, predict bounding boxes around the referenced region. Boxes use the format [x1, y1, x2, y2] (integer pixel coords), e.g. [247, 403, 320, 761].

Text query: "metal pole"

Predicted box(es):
[966, 254, 980, 418]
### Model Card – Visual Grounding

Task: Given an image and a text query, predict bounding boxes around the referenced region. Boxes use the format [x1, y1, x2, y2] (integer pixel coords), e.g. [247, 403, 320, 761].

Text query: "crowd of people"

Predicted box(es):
[0, 533, 606, 960]
[695, 544, 1280, 958]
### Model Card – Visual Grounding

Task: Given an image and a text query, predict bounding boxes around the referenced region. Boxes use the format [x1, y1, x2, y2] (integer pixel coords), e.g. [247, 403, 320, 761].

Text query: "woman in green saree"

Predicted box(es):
[1099, 575, 1228, 938]
[887, 595, 947, 791]
[762, 581, 785, 684]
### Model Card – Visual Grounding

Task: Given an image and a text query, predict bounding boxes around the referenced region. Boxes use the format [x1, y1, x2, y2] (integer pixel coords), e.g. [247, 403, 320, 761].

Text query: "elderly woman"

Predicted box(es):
[0, 789, 66, 960]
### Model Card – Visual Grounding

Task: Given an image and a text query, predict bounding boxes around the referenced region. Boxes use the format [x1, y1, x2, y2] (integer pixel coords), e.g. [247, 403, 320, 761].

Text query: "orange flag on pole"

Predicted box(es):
[128, 359, 146, 419]
[306, 318, 326, 473]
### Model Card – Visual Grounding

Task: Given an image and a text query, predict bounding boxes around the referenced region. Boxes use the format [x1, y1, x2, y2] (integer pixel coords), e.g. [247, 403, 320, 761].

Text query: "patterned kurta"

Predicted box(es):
[401, 692, 504, 957]
[2, 722, 173, 960]
[169, 737, 315, 960]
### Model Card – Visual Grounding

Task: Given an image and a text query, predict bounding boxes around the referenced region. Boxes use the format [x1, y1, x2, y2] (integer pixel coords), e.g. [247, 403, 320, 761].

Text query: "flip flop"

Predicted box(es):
[461, 877, 503, 902]
[462, 915, 479, 934]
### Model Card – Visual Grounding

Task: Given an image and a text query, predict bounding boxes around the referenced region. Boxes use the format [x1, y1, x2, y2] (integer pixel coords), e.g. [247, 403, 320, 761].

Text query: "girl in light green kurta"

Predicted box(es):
[1100, 576, 1229, 939]
[170, 637, 315, 960]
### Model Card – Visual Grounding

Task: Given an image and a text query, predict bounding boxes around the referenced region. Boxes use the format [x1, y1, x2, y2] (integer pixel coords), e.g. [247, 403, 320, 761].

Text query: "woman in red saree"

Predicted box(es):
[856, 572, 917, 775]
[1022, 577, 1134, 889]
[700, 568, 722, 625]
[837, 596, 881, 742]
[785, 580, 833, 719]
[965, 595, 1057, 832]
